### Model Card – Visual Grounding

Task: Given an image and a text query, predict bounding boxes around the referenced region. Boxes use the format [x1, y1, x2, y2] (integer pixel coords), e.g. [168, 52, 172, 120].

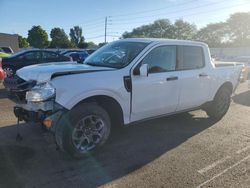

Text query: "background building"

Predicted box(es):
[0, 33, 19, 52]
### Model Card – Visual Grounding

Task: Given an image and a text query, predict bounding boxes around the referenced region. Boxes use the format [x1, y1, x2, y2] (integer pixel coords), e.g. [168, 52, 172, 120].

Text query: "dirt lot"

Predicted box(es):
[0, 83, 249, 188]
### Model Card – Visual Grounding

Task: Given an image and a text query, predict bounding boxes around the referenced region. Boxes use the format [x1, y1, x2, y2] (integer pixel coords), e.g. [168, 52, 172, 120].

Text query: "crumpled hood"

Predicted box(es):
[16, 62, 113, 83]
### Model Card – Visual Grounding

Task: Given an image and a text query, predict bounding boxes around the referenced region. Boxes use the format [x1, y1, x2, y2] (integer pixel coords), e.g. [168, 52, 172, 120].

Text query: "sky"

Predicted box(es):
[0, 0, 250, 44]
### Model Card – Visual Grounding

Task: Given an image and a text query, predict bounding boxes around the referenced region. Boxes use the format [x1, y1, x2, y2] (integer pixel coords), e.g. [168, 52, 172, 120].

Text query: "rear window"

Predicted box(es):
[177, 46, 204, 70]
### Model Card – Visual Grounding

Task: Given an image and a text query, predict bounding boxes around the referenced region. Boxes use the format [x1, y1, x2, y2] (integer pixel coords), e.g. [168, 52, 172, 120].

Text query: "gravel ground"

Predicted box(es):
[0, 83, 249, 188]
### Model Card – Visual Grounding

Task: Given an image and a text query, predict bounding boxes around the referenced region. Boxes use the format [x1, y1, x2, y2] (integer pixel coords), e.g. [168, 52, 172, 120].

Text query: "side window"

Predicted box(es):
[42, 52, 58, 59]
[143, 46, 176, 73]
[21, 52, 41, 60]
[177, 46, 204, 70]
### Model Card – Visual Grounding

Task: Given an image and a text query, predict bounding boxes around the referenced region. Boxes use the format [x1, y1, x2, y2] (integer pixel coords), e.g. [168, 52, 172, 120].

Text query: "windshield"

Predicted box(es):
[84, 41, 149, 68]
[8, 50, 27, 58]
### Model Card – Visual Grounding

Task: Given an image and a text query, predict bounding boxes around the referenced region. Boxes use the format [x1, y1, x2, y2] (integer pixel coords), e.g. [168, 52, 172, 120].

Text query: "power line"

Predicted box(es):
[85, 34, 119, 40]
[109, 0, 198, 18]
[109, 2, 250, 26]
[80, 2, 250, 42]
[110, 0, 228, 23]
[82, 20, 105, 27]
[83, 27, 103, 33]
[80, 17, 104, 24]
[104, 16, 107, 43]
[85, 35, 105, 40]
[80, 0, 221, 39]
[79, 0, 199, 31]
[107, 2, 250, 40]
[80, 0, 199, 28]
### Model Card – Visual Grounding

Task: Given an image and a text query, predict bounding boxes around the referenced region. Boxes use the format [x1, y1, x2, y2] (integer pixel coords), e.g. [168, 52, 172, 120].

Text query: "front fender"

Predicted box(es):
[55, 89, 130, 124]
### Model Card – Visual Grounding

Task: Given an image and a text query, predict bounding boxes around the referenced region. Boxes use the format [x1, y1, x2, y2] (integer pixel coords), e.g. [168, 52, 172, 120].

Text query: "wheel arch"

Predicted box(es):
[72, 95, 125, 127]
[214, 81, 233, 99]
[2, 65, 16, 77]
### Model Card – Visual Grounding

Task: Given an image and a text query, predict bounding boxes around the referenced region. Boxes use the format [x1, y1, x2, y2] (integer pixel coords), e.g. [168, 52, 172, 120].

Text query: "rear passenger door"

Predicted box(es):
[176, 45, 211, 111]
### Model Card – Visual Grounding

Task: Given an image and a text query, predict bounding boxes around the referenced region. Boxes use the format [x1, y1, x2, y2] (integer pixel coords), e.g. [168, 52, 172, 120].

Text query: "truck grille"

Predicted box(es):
[3, 76, 36, 103]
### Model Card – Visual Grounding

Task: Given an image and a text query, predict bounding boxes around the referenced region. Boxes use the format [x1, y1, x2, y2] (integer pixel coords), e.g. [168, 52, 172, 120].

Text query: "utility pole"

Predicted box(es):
[104, 16, 107, 43]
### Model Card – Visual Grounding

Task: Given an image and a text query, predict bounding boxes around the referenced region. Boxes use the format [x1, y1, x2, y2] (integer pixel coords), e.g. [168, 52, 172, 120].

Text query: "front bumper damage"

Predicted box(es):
[4, 75, 68, 132]
[13, 102, 68, 132]
[14, 100, 54, 122]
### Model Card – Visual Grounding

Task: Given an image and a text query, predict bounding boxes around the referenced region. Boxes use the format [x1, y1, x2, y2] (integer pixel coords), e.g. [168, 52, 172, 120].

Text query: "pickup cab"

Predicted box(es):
[4, 38, 242, 158]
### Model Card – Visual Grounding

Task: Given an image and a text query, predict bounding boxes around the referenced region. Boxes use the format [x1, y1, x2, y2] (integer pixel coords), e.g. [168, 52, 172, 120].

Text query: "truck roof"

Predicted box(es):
[121, 38, 207, 46]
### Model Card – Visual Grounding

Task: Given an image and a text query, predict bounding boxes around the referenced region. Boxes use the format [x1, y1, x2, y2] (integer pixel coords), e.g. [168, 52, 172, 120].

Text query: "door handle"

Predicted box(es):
[199, 73, 208, 77]
[166, 76, 178, 81]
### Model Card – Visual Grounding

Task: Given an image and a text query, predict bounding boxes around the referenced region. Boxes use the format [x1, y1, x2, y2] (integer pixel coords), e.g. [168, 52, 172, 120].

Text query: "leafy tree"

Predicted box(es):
[49, 27, 73, 48]
[78, 41, 98, 49]
[122, 19, 197, 39]
[122, 19, 175, 39]
[69, 26, 85, 47]
[18, 35, 29, 48]
[195, 22, 227, 47]
[27, 25, 49, 48]
[86, 42, 98, 48]
[78, 42, 88, 49]
[173, 19, 197, 40]
[98, 42, 107, 47]
[226, 12, 250, 46]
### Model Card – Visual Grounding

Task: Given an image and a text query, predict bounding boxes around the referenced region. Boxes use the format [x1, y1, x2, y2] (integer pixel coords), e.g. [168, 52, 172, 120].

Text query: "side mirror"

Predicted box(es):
[139, 64, 149, 76]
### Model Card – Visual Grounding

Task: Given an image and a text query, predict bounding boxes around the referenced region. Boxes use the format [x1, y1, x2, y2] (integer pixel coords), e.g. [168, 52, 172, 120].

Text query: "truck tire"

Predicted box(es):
[56, 103, 111, 158]
[205, 87, 231, 120]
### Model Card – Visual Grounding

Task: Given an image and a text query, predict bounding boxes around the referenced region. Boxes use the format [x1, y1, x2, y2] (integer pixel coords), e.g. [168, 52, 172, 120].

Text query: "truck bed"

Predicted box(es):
[214, 61, 243, 67]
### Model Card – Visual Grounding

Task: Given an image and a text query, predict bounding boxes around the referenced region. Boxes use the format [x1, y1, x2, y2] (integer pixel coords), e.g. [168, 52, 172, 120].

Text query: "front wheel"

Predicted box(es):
[3, 66, 15, 77]
[205, 88, 232, 120]
[56, 103, 111, 158]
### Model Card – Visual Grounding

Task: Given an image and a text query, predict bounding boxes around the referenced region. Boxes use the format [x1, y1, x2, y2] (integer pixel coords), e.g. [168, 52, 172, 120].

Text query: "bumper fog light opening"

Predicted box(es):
[43, 119, 53, 129]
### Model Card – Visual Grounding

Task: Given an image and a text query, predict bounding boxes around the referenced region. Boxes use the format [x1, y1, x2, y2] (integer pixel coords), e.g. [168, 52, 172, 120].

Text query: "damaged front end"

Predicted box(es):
[3, 76, 67, 131]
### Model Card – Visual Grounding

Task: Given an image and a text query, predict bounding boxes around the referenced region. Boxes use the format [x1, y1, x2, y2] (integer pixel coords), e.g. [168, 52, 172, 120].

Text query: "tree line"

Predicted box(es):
[18, 12, 250, 49]
[18, 26, 98, 49]
[122, 12, 250, 48]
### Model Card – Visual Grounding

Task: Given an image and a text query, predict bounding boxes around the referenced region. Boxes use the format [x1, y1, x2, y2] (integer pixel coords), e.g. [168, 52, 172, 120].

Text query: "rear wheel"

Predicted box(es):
[205, 88, 232, 120]
[56, 103, 111, 158]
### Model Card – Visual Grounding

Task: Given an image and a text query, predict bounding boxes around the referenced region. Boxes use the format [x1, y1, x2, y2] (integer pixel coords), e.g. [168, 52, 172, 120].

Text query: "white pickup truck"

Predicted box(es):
[4, 38, 242, 158]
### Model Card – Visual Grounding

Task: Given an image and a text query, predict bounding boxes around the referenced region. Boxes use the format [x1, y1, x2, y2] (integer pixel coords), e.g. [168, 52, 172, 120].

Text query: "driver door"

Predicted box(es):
[131, 45, 181, 122]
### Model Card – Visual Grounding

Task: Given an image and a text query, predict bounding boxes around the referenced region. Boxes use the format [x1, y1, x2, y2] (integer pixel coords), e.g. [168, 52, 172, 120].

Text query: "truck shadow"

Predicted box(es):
[233, 90, 250, 107]
[0, 112, 216, 188]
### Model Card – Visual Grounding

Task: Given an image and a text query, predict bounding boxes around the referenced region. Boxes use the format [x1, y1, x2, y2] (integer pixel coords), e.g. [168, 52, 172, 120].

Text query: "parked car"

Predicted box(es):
[86, 49, 96, 55]
[4, 38, 243, 158]
[2, 49, 72, 77]
[232, 56, 250, 82]
[0, 46, 14, 54]
[233, 56, 250, 63]
[239, 63, 250, 82]
[66, 51, 89, 63]
[0, 52, 10, 58]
